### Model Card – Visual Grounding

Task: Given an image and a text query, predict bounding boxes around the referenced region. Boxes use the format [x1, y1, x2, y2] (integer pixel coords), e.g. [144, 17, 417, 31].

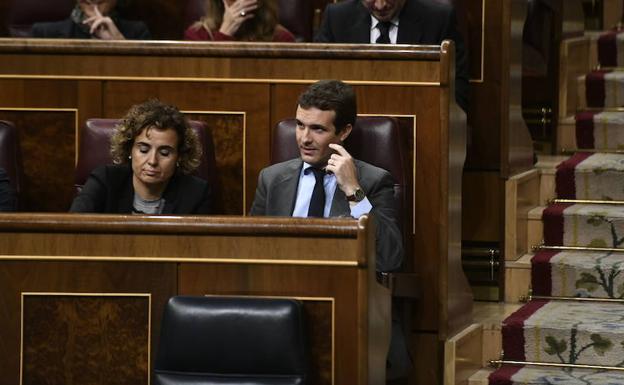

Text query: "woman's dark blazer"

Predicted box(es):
[70, 164, 213, 214]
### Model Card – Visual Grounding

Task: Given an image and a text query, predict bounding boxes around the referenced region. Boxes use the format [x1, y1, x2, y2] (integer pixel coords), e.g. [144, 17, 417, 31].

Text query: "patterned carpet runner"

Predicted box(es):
[532, 249, 624, 298]
[555, 152, 624, 200]
[542, 203, 624, 248]
[598, 28, 624, 68]
[579, 70, 624, 108]
[490, 38, 624, 380]
[575, 111, 624, 150]
[489, 365, 624, 385]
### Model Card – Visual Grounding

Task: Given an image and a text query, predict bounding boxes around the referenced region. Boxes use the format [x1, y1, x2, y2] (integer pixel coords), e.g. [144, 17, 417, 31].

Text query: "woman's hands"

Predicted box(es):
[219, 0, 258, 37]
[83, 4, 125, 40]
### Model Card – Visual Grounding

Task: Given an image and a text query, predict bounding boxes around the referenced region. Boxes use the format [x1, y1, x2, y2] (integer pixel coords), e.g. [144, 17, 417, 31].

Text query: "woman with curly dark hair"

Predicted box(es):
[70, 99, 213, 214]
[184, 0, 294, 42]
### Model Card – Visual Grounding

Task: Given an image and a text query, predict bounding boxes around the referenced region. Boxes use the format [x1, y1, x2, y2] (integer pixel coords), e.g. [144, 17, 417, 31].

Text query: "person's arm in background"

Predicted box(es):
[445, 7, 469, 112]
[0, 168, 16, 212]
[69, 166, 108, 213]
[313, 3, 336, 42]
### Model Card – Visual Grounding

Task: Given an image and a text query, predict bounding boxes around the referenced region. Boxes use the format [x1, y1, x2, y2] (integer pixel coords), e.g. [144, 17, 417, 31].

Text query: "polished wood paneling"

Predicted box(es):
[0, 110, 75, 211]
[466, 0, 533, 175]
[186, 112, 244, 214]
[0, 40, 469, 383]
[462, 171, 503, 242]
[0, 261, 176, 385]
[0, 214, 387, 385]
[22, 295, 149, 385]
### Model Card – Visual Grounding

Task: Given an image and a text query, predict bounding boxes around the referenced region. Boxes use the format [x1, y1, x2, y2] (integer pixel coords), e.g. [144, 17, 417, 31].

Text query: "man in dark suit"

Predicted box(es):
[315, 0, 469, 112]
[250, 79, 403, 273]
[251, 80, 410, 379]
[32, 0, 150, 40]
[0, 168, 16, 212]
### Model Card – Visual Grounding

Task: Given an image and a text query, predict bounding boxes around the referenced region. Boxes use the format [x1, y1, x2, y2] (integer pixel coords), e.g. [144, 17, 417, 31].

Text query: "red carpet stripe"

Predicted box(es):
[502, 300, 550, 361]
[598, 30, 618, 67]
[488, 365, 524, 385]
[542, 203, 571, 246]
[586, 70, 609, 108]
[575, 111, 598, 149]
[531, 250, 560, 296]
[555, 152, 593, 199]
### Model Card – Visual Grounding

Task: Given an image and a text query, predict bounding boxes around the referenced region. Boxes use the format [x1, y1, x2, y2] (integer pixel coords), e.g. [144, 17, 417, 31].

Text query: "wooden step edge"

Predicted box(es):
[467, 367, 494, 385]
[473, 301, 523, 330]
[527, 206, 546, 220]
[444, 324, 483, 385]
[506, 253, 533, 269]
[535, 155, 569, 171]
[504, 256, 532, 303]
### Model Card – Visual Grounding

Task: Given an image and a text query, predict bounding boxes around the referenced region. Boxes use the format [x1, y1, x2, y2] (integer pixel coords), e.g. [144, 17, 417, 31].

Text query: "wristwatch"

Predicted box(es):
[346, 188, 366, 202]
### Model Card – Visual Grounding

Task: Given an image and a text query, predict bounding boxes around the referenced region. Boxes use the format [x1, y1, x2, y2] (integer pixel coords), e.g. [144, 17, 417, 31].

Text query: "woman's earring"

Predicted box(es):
[128, 155, 132, 160]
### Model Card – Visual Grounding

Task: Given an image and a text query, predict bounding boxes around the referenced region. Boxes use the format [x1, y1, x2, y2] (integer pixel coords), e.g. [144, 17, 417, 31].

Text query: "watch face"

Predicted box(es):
[354, 188, 366, 202]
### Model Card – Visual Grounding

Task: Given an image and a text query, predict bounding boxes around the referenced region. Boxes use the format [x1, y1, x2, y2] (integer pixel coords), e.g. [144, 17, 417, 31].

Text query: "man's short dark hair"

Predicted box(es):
[297, 80, 356, 134]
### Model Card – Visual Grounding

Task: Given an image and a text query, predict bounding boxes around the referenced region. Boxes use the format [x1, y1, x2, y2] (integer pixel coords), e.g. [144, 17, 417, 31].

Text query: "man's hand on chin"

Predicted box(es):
[326, 143, 361, 196]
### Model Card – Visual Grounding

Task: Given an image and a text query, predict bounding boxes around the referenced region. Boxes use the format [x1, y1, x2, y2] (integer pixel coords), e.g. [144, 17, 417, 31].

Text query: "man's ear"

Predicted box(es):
[339, 124, 353, 142]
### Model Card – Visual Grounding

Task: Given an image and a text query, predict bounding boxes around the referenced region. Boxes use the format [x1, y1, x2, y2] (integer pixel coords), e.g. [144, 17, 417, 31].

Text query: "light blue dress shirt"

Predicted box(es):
[292, 162, 372, 218]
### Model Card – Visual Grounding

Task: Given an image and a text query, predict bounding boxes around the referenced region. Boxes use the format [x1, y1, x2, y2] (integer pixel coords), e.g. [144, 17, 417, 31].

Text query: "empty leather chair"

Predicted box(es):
[7, 0, 74, 37]
[271, 116, 410, 245]
[154, 296, 308, 385]
[74, 118, 221, 211]
[0, 120, 23, 209]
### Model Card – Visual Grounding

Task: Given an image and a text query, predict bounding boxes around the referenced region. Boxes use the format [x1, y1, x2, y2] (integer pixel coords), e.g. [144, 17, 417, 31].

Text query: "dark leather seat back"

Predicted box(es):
[75, 118, 220, 211]
[184, 0, 313, 41]
[7, 0, 75, 37]
[0, 120, 23, 208]
[277, 0, 313, 42]
[154, 296, 308, 385]
[271, 116, 409, 231]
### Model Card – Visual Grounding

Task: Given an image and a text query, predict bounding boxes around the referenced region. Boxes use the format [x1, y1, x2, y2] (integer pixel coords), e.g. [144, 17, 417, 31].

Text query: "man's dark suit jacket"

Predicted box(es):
[0, 168, 16, 212]
[31, 17, 151, 40]
[250, 157, 404, 272]
[70, 164, 212, 214]
[315, 0, 469, 112]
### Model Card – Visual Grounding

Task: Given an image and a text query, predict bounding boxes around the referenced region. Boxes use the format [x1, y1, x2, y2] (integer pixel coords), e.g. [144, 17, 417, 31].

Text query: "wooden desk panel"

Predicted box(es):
[0, 214, 387, 385]
[0, 261, 176, 385]
[0, 39, 471, 383]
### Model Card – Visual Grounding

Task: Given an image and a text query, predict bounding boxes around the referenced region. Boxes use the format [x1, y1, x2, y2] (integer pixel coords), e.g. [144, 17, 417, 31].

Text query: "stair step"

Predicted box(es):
[532, 249, 624, 299]
[575, 111, 624, 151]
[474, 301, 523, 366]
[543, 203, 624, 249]
[535, 154, 569, 206]
[505, 254, 532, 303]
[468, 367, 493, 385]
[526, 206, 545, 253]
[577, 70, 624, 110]
[489, 364, 624, 384]
[502, 300, 624, 367]
[556, 116, 576, 152]
[556, 152, 624, 201]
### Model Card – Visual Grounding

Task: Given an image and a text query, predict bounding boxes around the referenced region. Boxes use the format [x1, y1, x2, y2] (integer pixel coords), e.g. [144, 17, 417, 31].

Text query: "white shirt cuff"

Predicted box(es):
[349, 197, 372, 218]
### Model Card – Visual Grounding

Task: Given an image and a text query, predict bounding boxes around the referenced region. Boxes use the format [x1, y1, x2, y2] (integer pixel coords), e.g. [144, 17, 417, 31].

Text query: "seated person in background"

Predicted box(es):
[32, 0, 150, 40]
[185, 0, 295, 42]
[315, 0, 469, 112]
[250, 79, 403, 272]
[70, 99, 213, 214]
[0, 168, 16, 212]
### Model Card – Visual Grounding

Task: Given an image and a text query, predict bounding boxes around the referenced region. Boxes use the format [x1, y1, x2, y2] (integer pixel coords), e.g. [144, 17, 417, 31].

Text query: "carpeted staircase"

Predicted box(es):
[488, 28, 624, 385]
